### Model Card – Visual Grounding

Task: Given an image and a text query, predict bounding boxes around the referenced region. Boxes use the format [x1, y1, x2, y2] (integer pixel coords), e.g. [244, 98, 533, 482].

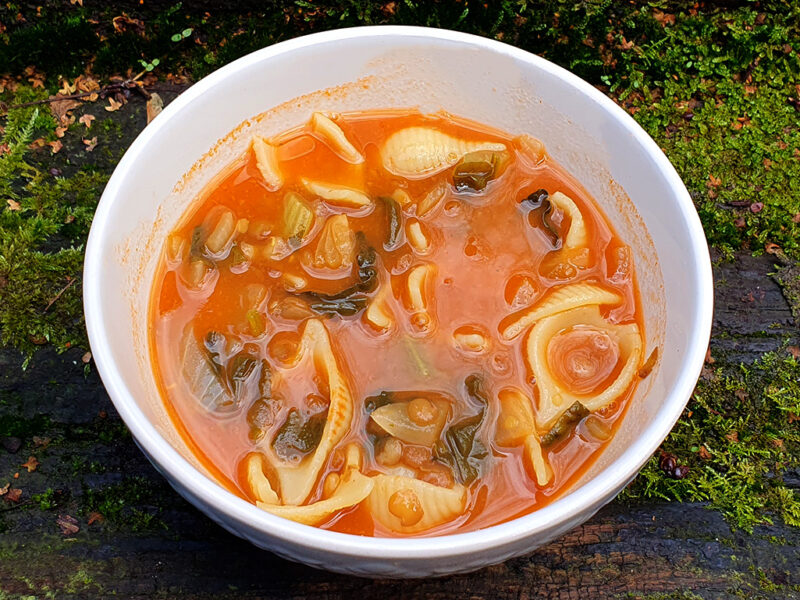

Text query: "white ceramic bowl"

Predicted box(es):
[84, 26, 713, 577]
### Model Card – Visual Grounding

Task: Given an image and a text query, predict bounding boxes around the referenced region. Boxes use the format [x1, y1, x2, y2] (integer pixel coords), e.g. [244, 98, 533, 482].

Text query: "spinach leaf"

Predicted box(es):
[434, 374, 489, 485]
[540, 401, 589, 447]
[522, 188, 560, 248]
[272, 408, 328, 462]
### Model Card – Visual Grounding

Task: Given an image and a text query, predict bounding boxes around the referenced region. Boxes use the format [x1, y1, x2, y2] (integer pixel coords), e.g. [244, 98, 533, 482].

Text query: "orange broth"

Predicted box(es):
[149, 110, 644, 537]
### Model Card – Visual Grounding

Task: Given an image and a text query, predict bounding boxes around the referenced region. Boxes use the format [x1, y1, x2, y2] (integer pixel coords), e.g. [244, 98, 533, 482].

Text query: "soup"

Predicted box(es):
[149, 110, 650, 536]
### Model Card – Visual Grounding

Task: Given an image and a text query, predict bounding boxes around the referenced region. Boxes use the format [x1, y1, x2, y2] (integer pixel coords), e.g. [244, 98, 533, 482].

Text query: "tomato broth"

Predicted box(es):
[149, 110, 645, 537]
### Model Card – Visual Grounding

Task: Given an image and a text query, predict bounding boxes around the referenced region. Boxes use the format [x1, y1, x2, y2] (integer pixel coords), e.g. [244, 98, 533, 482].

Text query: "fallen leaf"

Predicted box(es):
[726, 430, 739, 443]
[763, 158, 773, 170]
[55, 126, 67, 138]
[81, 351, 92, 364]
[146, 93, 164, 124]
[32, 436, 51, 448]
[4, 488, 22, 503]
[64, 214, 75, 224]
[29, 77, 45, 89]
[112, 13, 146, 36]
[83, 136, 98, 152]
[750, 202, 764, 214]
[75, 75, 100, 93]
[698, 446, 711, 460]
[734, 388, 748, 402]
[734, 217, 746, 228]
[105, 97, 123, 112]
[788, 346, 800, 359]
[29, 137, 46, 149]
[765, 243, 781, 254]
[6, 199, 21, 211]
[21, 456, 39, 472]
[0, 483, 8, 496]
[708, 174, 721, 187]
[56, 514, 80, 536]
[652, 10, 675, 26]
[705, 347, 715, 364]
[59, 79, 77, 95]
[792, 213, 800, 223]
[772, 438, 784, 449]
[78, 113, 95, 129]
[49, 97, 81, 125]
[70, 0, 83, 5]
[87, 512, 105, 526]
[48, 140, 63, 154]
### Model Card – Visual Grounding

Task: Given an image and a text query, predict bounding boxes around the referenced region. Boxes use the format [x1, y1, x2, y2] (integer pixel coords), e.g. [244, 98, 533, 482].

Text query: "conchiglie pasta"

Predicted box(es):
[368, 475, 467, 534]
[267, 319, 355, 506]
[381, 127, 506, 178]
[524, 305, 643, 430]
[500, 282, 622, 340]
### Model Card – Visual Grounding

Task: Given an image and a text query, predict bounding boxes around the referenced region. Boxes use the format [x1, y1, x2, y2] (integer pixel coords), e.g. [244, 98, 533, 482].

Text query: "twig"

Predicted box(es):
[0, 499, 32, 513]
[44, 277, 76, 312]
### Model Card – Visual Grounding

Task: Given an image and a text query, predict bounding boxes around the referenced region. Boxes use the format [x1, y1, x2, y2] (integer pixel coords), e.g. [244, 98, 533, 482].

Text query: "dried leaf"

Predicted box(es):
[79, 113, 95, 129]
[765, 243, 781, 255]
[698, 446, 711, 460]
[708, 174, 721, 187]
[81, 351, 92, 364]
[788, 346, 800, 359]
[83, 137, 98, 152]
[726, 430, 739, 443]
[6, 199, 21, 211]
[56, 514, 80, 535]
[21, 456, 38, 473]
[70, 0, 83, 5]
[48, 140, 63, 154]
[112, 13, 145, 36]
[0, 483, 8, 496]
[32, 436, 51, 448]
[59, 79, 77, 95]
[750, 202, 764, 214]
[87, 512, 104, 526]
[49, 97, 81, 125]
[55, 126, 67, 138]
[4, 488, 22, 503]
[105, 97, 123, 112]
[146, 93, 164, 124]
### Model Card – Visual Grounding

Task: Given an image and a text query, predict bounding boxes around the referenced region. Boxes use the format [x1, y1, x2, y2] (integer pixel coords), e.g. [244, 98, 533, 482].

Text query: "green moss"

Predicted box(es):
[623, 349, 800, 531]
[82, 476, 167, 532]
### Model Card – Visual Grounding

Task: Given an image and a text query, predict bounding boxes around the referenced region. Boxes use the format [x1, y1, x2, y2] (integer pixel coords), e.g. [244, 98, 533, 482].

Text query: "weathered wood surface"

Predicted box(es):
[1, 250, 797, 599]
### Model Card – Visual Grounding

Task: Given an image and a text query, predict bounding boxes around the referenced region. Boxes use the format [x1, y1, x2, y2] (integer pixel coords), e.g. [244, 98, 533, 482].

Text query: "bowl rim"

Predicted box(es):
[84, 25, 713, 559]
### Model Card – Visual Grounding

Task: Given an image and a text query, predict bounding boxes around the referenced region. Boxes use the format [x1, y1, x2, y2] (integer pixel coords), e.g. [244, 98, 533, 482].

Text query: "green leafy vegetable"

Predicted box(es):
[378, 196, 402, 250]
[540, 401, 589, 447]
[522, 188, 560, 248]
[246, 360, 277, 443]
[272, 408, 328, 462]
[301, 232, 378, 317]
[282, 191, 314, 244]
[452, 150, 507, 192]
[434, 374, 489, 484]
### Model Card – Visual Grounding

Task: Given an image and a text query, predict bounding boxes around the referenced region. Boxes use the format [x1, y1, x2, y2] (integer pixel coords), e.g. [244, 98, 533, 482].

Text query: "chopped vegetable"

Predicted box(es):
[378, 196, 403, 250]
[247, 397, 276, 443]
[370, 399, 448, 447]
[495, 388, 535, 447]
[252, 136, 284, 191]
[246, 309, 266, 336]
[309, 112, 364, 164]
[522, 189, 560, 248]
[205, 209, 236, 255]
[273, 408, 328, 462]
[282, 192, 315, 245]
[540, 401, 589, 447]
[434, 374, 488, 484]
[308, 297, 368, 317]
[452, 151, 506, 192]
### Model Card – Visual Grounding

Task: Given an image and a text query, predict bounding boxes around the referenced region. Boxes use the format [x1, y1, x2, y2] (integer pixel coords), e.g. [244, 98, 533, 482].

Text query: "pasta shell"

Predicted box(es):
[309, 112, 364, 164]
[301, 178, 372, 209]
[406, 263, 434, 312]
[364, 284, 394, 332]
[494, 387, 535, 447]
[269, 319, 355, 505]
[258, 467, 373, 526]
[523, 434, 552, 486]
[524, 305, 642, 430]
[406, 219, 430, 254]
[381, 127, 507, 178]
[550, 191, 588, 249]
[251, 136, 284, 191]
[368, 474, 467, 534]
[312, 214, 356, 270]
[244, 452, 280, 505]
[500, 282, 622, 340]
